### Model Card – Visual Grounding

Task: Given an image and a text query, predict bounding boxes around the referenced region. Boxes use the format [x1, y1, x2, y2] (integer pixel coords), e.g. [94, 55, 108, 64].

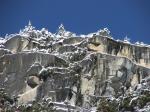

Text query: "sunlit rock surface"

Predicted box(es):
[0, 22, 149, 111]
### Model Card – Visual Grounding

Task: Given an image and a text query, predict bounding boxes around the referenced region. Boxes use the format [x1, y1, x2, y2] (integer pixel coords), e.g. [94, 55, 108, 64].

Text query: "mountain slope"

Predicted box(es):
[0, 22, 149, 112]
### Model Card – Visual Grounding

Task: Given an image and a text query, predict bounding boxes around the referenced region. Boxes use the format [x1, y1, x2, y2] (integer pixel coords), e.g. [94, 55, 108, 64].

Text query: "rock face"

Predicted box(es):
[0, 22, 149, 111]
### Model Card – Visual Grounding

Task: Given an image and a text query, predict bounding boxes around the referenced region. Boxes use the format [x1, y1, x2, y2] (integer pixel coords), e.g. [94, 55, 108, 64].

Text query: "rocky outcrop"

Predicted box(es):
[0, 23, 149, 111]
[88, 36, 150, 68]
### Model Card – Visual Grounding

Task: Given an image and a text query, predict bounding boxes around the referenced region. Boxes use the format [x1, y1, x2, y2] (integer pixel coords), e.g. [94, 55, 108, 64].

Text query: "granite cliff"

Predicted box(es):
[0, 22, 149, 112]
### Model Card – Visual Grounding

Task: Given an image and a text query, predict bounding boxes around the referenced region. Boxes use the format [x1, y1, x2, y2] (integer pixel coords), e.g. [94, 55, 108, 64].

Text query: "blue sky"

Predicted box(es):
[0, 0, 150, 43]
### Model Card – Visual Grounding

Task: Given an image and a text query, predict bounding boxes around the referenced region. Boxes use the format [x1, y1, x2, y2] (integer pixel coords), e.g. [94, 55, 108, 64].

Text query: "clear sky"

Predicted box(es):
[0, 0, 150, 43]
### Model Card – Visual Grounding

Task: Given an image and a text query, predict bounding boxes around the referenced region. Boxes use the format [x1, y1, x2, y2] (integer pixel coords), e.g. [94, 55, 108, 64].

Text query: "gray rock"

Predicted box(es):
[0, 26, 149, 111]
